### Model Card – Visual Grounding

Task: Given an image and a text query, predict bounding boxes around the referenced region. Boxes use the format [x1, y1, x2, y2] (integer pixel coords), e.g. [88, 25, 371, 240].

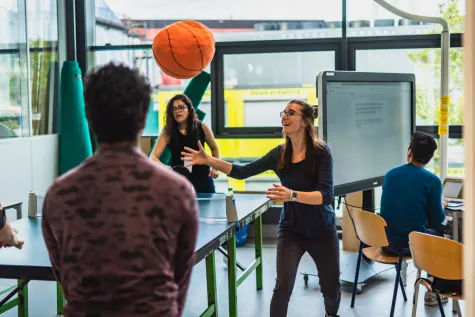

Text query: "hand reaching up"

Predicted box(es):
[181, 141, 209, 167]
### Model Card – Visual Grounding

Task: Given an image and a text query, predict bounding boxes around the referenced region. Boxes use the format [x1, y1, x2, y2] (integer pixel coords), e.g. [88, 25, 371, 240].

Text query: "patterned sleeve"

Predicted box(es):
[41, 190, 62, 283]
[174, 184, 199, 314]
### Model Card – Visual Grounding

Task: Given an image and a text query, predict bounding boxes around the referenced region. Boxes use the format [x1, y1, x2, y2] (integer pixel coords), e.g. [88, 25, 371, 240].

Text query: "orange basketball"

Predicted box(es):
[152, 20, 215, 79]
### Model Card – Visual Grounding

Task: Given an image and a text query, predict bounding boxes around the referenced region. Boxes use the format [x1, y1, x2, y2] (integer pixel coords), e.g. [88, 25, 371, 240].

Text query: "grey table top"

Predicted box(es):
[0, 193, 272, 280]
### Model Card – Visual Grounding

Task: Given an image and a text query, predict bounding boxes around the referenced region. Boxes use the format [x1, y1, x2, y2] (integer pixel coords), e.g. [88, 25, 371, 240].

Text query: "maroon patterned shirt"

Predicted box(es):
[42, 147, 198, 317]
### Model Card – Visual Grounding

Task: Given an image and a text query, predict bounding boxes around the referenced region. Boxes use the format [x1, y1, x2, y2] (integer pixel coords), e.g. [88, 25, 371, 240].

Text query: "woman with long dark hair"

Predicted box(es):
[150, 94, 220, 193]
[181, 100, 341, 317]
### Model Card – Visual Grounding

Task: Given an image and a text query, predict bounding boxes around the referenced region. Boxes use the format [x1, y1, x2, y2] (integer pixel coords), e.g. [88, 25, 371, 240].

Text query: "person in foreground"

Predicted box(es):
[41, 62, 199, 317]
[182, 100, 341, 317]
[150, 94, 220, 193]
[0, 203, 23, 248]
[380, 131, 451, 305]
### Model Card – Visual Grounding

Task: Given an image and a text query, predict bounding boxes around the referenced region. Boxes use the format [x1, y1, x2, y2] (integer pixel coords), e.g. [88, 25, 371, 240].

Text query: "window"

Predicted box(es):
[355, 48, 464, 126]
[94, 49, 213, 136]
[0, 1, 28, 138]
[425, 138, 465, 176]
[347, 0, 464, 37]
[28, 0, 60, 136]
[94, 0, 343, 45]
[0, 0, 59, 139]
[0, 51, 23, 138]
[218, 49, 336, 135]
[213, 138, 283, 192]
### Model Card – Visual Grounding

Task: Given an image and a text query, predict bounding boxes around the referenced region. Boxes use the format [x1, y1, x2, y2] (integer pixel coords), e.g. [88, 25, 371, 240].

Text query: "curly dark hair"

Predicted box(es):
[163, 94, 200, 143]
[83, 62, 152, 143]
[409, 131, 437, 164]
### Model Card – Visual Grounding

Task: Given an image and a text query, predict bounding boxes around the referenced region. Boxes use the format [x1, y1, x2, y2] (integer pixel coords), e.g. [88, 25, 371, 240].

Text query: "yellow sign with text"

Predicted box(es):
[438, 125, 448, 135]
[439, 96, 450, 127]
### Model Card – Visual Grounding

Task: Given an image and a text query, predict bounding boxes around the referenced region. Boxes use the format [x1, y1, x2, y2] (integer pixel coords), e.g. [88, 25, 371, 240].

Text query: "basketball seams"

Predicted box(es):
[153, 47, 198, 79]
[181, 22, 204, 70]
[165, 27, 202, 72]
[152, 20, 215, 79]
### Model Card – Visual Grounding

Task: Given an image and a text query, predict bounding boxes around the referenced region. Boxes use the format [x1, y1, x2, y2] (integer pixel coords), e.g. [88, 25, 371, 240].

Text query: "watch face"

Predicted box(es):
[292, 192, 297, 199]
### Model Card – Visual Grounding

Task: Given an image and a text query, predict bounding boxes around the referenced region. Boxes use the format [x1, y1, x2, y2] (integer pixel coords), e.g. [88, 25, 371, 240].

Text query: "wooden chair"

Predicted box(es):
[409, 231, 463, 317]
[349, 208, 412, 317]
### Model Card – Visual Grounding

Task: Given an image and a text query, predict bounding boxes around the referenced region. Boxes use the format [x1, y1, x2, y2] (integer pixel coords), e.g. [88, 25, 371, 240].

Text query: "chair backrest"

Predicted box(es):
[349, 208, 389, 248]
[409, 231, 463, 280]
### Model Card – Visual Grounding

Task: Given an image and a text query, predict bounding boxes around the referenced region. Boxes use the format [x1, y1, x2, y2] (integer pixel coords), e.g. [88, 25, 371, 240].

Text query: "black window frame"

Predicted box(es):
[347, 33, 463, 140]
[77, 0, 464, 142]
[211, 38, 343, 139]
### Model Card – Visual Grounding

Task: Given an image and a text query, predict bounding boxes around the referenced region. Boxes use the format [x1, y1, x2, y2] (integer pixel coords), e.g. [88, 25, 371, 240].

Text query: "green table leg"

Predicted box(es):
[17, 280, 28, 317]
[205, 251, 218, 317]
[227, 234, 238, 317]
[255, 215, 263, 290]
[57, 283, 65, 315]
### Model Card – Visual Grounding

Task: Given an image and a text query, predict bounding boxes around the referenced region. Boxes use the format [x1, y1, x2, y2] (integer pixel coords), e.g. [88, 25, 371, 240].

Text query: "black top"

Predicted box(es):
[168, 122, 210, 181]
[228, 145, 335, 238]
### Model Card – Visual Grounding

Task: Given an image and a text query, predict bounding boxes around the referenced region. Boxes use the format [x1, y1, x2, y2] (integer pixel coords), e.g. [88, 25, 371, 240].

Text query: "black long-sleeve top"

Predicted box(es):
[229, 145, 336, 238]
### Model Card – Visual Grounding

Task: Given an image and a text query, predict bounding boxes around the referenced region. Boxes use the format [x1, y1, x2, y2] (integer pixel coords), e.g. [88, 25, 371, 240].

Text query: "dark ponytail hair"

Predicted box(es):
[277, 100, 325, 173]
[163, 94, 200, 143]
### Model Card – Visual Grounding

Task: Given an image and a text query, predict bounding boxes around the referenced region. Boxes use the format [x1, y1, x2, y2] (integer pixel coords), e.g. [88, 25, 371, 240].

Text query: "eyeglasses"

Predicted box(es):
[172, 104, 187, 112]
[280, 110, 303, 118]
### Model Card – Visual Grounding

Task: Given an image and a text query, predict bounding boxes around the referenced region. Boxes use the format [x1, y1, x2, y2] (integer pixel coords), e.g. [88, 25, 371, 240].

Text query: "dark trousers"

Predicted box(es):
[270, 229, 341, 316]
[192, 176, 216, 193]
[382, 228, 444, 257]
[382, 229, 444, 280]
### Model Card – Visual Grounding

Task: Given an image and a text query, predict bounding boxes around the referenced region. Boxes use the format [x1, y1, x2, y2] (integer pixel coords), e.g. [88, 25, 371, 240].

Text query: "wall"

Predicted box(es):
[0, 134, 58, 218]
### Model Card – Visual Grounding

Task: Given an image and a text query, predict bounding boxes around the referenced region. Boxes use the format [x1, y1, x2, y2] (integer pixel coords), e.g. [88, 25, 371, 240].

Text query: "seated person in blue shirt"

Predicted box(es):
[380, 131, 450, 305]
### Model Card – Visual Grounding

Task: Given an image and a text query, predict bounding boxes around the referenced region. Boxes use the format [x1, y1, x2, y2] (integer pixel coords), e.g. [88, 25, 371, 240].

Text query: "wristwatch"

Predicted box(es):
[291, 190, 298, 202]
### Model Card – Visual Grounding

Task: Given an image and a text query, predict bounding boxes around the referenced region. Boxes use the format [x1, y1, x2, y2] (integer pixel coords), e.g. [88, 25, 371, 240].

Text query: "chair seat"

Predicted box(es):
[362, 246, 412, 264]
[420, 277, 464, 300]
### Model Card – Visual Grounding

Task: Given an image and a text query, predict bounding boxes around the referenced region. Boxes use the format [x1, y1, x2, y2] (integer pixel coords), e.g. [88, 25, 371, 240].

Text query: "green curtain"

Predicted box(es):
[58, 61, 93, 175]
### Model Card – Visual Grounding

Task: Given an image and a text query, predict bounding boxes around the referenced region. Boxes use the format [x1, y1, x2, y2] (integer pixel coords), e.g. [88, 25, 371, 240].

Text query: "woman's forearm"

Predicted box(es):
[294, 191, 324, 205]
[211, 148, 219, 159]
[206, 156, 233, 175]
[150, 155, 168, 167]
[210, 149, 220, 173]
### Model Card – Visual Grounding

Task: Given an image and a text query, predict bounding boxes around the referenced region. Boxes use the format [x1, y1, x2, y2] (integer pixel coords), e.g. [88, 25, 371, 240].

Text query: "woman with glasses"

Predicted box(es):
[150, 94, 220, 193]
[181, 100, 340, 317]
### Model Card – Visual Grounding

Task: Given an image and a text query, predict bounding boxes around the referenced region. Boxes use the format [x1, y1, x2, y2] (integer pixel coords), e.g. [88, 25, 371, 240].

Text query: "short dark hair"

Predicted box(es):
[84, 62, 152, 143]
[409, 131, 437, 164]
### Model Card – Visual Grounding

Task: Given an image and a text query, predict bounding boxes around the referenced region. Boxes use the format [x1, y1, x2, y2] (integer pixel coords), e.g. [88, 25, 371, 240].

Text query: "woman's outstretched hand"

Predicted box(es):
[182, 141, 209, 167]
[266, 184, 292, 203]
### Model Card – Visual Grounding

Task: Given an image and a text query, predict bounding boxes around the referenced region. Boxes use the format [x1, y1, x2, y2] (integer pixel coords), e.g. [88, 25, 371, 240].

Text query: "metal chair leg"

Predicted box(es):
[401, 260, 407, 286]
[390, 256, 403, 317]
[455, 298, 462, 317]
[411, 278, 422, 317]
[436, 294, 446, 317]
[399, 273, 407, 301]
[351, 242, 363, 308]
[413, 270, 421, 305]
